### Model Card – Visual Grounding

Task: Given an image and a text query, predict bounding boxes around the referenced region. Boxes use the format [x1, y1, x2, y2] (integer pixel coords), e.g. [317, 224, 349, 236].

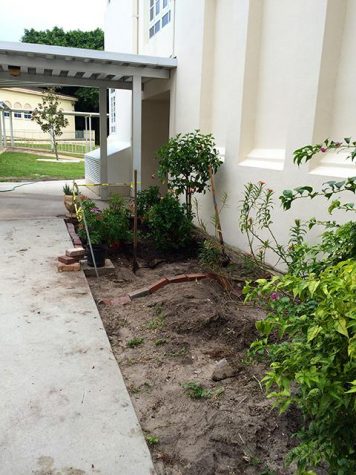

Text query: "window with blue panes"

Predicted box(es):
[148, 0, 171, 39]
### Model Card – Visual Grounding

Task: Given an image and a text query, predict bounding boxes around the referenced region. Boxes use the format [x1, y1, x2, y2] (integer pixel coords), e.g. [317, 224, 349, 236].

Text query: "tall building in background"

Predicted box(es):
[105, 0, 356, 260]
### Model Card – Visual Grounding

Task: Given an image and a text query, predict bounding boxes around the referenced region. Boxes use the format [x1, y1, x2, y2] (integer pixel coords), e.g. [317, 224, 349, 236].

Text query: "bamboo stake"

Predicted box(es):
[73, 181, 99, 278]
[208, 166, 229, 264]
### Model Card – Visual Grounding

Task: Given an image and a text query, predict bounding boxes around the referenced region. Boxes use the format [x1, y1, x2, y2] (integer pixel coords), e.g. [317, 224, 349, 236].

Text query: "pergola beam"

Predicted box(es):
[0, 71, 133, 90]
[0, 54, 170, 80]
[0, 41, 177, 68]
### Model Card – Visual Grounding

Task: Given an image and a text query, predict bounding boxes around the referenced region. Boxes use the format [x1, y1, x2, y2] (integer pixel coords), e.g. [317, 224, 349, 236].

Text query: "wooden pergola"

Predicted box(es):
[0, 41, 177, 197]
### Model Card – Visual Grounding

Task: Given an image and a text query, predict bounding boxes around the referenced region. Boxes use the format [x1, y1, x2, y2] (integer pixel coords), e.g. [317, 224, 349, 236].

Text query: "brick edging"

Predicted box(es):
[65, 221, 82, 247]
[99, 273, 215, 306]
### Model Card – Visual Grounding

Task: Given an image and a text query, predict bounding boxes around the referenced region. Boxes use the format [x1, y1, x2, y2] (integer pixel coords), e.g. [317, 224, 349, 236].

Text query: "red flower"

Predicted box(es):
[320, 147, 327, 153]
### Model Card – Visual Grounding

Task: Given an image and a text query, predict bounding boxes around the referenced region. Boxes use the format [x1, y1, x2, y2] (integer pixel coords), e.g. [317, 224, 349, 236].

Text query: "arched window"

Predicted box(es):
[24, 103, 32, 119]
[3, 100, 11, 117]
[14, 102, 22, 119]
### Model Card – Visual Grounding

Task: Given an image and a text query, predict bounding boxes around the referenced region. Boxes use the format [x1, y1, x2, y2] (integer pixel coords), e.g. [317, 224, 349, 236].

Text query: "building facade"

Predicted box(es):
[105, 0, 356, 261]
[0, 87, 76, 141]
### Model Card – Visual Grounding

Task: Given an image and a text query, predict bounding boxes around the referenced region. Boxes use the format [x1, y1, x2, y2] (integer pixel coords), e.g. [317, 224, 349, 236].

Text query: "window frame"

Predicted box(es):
[110, 89, 117, 134]
[148, 0, 171, 39]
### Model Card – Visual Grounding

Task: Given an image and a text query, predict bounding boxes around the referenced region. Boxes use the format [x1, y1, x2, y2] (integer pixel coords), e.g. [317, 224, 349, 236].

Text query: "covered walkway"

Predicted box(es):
[0, 41, 176, 197]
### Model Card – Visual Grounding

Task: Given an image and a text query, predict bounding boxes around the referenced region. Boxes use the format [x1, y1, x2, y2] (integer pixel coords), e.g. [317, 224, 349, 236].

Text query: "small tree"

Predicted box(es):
[32, 88, 69, 160]
[157, 130, 222, 216]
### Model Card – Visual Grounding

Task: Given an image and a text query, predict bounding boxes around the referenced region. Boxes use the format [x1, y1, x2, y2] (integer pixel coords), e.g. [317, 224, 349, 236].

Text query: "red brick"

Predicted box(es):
[66, 222, 75, 234]
[148, 277, 169, 294]
[111, 295, 132, 305]
[58, 255, 78, 265]
[166, 274, 189, 284]
[98, 298, 113, 305]
[186, 273, 208, 281]
[128, 287, 150, 299]
[66, 247, 85, 258]
[57, 262, 81, 272]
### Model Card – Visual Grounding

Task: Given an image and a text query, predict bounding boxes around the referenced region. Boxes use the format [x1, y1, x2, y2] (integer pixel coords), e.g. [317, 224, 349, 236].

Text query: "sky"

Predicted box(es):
[0, 0, 106, 42]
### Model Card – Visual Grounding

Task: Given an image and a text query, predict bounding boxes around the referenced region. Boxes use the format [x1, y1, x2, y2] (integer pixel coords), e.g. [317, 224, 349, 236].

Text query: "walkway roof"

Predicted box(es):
[0, 41, 177, 90]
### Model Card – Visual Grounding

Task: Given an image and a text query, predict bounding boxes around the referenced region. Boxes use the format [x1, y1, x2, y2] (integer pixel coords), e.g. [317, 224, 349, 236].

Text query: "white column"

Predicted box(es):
[2, 111, 7, 147]
[89, 115, 92, 150]
[84, 115, 88, 152]
[0, 112, 3, 147]
[99, 87, 108, 199]
[9, 111, 14, 146]
[132, 75, 142, 192]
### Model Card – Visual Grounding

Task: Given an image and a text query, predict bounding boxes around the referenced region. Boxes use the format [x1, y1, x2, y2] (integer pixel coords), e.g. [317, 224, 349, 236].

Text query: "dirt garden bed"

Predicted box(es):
[87, 251, 300, 475]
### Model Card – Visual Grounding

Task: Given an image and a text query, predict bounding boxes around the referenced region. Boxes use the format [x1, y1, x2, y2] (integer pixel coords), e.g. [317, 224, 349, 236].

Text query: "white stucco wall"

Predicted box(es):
[105, 0, 356, 266]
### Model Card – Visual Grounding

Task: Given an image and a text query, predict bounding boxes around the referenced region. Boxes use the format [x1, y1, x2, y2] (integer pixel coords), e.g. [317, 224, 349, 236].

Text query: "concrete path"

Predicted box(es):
[0, 218, 154, 474]
[0, 180, 105, 220]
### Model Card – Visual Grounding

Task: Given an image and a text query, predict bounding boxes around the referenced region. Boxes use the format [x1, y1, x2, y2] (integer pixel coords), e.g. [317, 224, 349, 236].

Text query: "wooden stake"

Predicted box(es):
[209, 165, 230, 264]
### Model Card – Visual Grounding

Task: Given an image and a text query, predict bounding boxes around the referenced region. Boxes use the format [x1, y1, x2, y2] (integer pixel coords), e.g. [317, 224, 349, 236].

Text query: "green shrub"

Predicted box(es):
[102, 194, 131, 244]
[288, 220, 356, 276]
[157, 130, 222, 216]
[77, 195, 131, 245]
[240, 181, 356, 276]
[146, 194, 193, 251]
[136, 186, 161, 218]
[244, 259, 356, 473]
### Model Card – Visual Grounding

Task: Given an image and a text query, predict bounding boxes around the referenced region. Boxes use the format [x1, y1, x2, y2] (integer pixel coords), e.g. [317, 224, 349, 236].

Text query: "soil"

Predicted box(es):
[87, 254, 299, 475]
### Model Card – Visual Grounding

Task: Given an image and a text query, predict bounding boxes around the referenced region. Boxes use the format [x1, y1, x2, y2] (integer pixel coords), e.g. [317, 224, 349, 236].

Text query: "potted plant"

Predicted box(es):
[63, 183, 77, 216]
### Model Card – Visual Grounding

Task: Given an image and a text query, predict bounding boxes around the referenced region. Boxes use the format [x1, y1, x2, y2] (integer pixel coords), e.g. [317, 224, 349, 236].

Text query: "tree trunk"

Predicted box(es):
[54, 138, 59, 160]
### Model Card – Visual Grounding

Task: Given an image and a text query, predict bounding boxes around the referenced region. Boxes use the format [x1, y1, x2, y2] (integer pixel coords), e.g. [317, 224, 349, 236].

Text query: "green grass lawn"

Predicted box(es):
[0, 151, 85, 181]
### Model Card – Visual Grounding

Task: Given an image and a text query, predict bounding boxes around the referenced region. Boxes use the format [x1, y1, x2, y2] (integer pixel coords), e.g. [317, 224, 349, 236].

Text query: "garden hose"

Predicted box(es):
[0, 182, 37, 192]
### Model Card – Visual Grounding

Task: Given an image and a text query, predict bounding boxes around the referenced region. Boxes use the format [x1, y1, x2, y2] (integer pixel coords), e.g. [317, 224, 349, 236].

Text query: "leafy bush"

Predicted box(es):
[157, 130, 222, 215]
[146, 194, 193, 251]
[102, 194, 131, 245]
[77, 195, 130, 246]
[288, 220, 356, 276]
[239, 181, 355, 276]
[244, 260, 356, 473]
[136, 185, 161, 218]
[282, 137, 356, 214]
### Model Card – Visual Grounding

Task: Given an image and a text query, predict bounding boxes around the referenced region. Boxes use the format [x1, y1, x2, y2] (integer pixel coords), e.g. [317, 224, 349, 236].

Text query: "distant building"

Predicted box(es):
[0, 87, 77, 140]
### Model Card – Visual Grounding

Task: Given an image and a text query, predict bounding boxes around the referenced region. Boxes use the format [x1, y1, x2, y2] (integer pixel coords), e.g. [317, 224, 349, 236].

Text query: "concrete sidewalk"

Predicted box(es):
[0, 218, 154, 474]
[0, 180, 105, 220]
